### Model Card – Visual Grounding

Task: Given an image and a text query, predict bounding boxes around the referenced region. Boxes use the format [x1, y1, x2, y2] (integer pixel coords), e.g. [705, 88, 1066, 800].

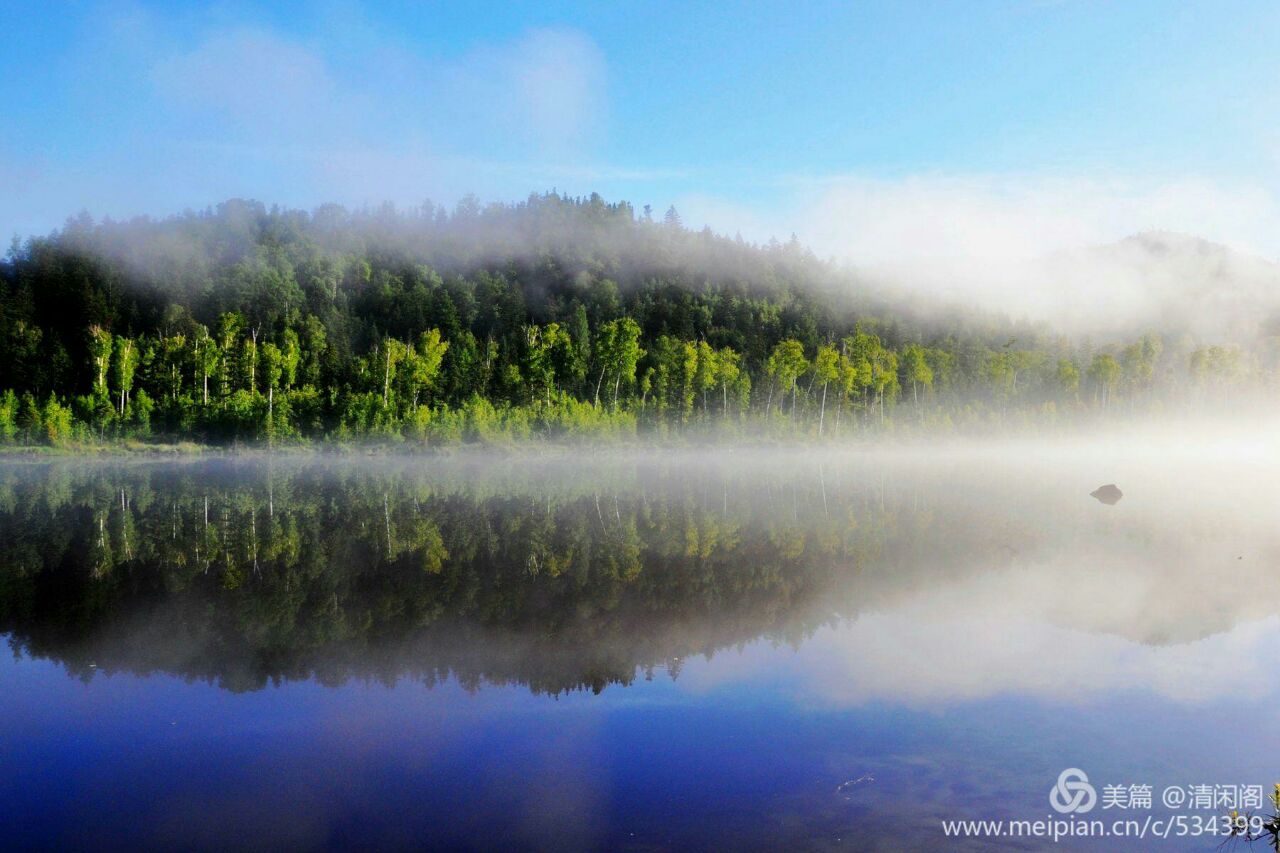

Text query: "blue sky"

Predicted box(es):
[4, 0, 1280, 275]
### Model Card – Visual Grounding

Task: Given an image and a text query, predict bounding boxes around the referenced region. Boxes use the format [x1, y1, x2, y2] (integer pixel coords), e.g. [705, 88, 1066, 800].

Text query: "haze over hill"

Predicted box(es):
[1, 192, 1275, 449]
[843, 229, 1280, 343]
[1042, 231, 1280, 341]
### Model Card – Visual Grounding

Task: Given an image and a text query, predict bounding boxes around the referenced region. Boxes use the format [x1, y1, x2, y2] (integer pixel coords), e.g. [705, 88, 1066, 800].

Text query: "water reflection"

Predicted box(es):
[6, 447, 1280, 850]
[1, 454, 879, 694]
[2, 446, 1277, 703]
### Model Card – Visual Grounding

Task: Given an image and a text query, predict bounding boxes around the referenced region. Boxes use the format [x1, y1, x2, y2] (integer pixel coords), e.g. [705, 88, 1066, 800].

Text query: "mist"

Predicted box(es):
[681, 173, 1280, 343]
[7, 425, 1280, 692]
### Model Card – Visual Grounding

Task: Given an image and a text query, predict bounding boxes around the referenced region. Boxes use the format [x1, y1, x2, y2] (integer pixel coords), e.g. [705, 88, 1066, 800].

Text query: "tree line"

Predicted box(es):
[0, 192, 1267, 446]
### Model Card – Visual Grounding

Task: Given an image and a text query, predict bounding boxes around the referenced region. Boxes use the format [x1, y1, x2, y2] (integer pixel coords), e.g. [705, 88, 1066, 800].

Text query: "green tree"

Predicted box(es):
[261, 342, 284, 417]
[280, 329, 302, 390]
[0, 389, 17, 443]
[833, 351, 861, 431]
[407, 329, 449, 409]
[1189, 345, 1244, 397]
[111, 336, 139, 415]
[593, 318, 644, 408]
[42, 394, 73, 445]
[216, 313, 244, 400]
[18, 392, 41, 444]
[193, 326, 220, 406]
[843, 329, 880, 419]
[766, 339, 809, 419]
[900, 344, 934, 409]
[715, 347, 742, 415]
[568, 304, 591, 394]
[379, 338, 407, 407]
[924, 347, 955, 395]
[240, 336, 258, 395]
[299, 315, 327, 388]
[812, 344, 840, 435]
[1121, 334, 1163, 397]
[1087, 353, 1121, 409]
[522, 324, 571, 405]
[159, 334, 187, 402]
[88, 325, 113, 399]
[694, 341, 718, 415]
[871, 348, 899, 424]
[128, 388, 153, 436]
[1056, 358, 1080, 399]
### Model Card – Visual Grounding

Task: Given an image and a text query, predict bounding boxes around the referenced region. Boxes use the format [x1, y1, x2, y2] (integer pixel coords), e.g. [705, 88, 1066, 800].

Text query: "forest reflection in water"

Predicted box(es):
[2, 451, 884, 694]
[3, 442, 1279, 702]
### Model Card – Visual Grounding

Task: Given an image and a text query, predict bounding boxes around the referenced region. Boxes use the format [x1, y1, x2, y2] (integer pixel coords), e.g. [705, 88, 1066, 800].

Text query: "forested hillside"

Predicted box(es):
[0, 192, 1268, 446]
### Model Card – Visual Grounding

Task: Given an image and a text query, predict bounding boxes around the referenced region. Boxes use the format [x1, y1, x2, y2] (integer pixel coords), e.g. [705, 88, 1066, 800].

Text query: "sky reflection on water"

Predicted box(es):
[1, 445, 1276, 850]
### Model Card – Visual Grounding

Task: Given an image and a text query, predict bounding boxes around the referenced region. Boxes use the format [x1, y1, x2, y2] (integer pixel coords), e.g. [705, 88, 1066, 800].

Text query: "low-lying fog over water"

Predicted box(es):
[2, 439, 1278, 850]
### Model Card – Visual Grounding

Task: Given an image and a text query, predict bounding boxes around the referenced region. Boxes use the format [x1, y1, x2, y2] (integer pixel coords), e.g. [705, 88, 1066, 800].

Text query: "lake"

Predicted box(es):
[1, 441, 1277, 851]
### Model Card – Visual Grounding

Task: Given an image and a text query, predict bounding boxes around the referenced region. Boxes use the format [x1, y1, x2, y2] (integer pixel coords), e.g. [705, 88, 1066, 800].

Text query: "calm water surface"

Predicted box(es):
[1, 444, 1277, 851]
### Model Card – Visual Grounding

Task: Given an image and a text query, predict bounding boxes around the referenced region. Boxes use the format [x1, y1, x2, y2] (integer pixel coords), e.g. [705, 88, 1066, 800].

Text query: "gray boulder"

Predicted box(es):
[1090, 484, 1123, 505]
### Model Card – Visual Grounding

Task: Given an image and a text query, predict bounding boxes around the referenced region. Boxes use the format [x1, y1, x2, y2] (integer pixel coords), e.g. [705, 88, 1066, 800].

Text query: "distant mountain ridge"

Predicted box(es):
[1045, 230, 1280, 341]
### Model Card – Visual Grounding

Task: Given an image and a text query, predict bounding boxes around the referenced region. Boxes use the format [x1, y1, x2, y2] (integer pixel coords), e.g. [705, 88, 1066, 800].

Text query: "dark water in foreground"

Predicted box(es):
[1, 445, 1278, 851]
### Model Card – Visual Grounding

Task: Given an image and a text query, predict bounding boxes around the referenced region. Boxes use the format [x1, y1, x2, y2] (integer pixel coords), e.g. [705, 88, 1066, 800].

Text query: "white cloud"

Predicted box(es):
[678, 549, 1280, 707]
[795, 173, 1280, 270]
[504, 28, 608, 154]
[150, 21, 607, 165]
[12, 4, 1280, 344]
[155, 29, 341, 137]
[794, 609, 1279, 707]
[682, 173, 1280, 337]
[0, 12, 620, 235]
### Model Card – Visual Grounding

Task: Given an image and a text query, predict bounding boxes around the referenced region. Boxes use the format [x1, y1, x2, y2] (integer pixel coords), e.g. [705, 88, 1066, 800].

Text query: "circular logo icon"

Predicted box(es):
[1049, 768, 1097, 814]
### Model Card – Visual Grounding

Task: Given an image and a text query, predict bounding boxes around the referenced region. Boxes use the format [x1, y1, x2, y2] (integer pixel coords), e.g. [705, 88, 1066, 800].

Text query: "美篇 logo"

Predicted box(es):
[1049, 768, 1097, 814]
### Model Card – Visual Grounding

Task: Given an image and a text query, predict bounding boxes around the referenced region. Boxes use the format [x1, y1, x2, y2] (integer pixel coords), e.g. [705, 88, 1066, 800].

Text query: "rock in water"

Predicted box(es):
[1090, 484, 1123, 505]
